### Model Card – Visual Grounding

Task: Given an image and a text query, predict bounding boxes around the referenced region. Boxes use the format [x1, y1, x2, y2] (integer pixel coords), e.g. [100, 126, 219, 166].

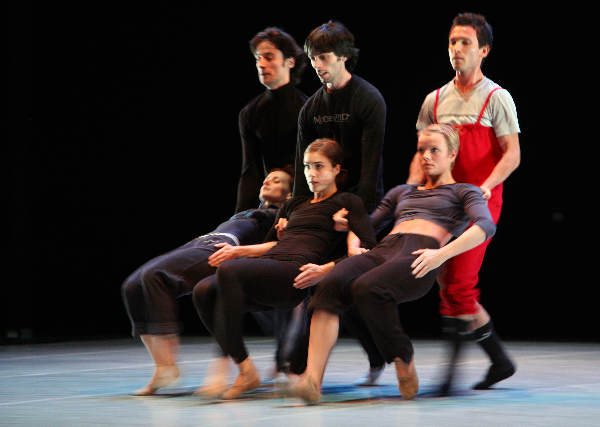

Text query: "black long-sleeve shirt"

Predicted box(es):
[262, 192, 377, 267]
[235, 83, 308, 213]
[293, 75, 386, 213]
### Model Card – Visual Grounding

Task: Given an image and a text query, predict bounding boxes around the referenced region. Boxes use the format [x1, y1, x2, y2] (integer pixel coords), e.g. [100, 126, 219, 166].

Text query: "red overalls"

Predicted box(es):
[434, 87, 504, 316]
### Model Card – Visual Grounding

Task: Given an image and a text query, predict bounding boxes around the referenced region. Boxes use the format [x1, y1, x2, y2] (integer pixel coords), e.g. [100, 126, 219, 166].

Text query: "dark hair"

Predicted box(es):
[451, 12, 493, 49]
[250, 27, 307, 85]
[304, 138, 344, 167]
[268, 164, 294, 191]
[304, 21, 359, 72]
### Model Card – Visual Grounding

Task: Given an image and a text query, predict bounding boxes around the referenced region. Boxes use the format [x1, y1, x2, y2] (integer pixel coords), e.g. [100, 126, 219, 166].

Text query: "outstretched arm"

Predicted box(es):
[410, 225, 487, 278]
[208, 241, 278, 267]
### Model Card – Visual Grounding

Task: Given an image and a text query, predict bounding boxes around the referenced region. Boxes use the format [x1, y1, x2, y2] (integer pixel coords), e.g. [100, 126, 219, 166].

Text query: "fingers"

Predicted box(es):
[294, 264, 320, 288]
[293, 271, 313, 289]
[348, 247, 369, 256]
[480, 186, 492, 200]
[333, 208, 350, 231]
[299, 263, 316, 271]
[411, 258, 428, 278]
[208, 252, 225, 267]
[410, 250, 425, 267]
[410, 250, 429, 278]
[208, 245, 234, 267]
[333, 208, 348, 218]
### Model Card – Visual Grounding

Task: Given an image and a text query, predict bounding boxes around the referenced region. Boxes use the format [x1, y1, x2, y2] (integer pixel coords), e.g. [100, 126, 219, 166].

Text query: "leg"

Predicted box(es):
[350, 234, 440, 399]
[341, 307, 386, 385]
[121, 269, 147, 337]
[211, 258, 306, 399]
[438, 231, 515, 393]
[140, 245, 216, 335]
[192, 275, 231, 397]
[192, 274, 220, 337]
[291, 309, 339, 403]
[470, 308, 516, 390]
[122, 269, 180, 395]
[281, 299, 310, 376]
[133, 334, 181, 396]
[352, 269, 430, 400]
[121, 242, 217, 394]
[292, 252, 382, 403]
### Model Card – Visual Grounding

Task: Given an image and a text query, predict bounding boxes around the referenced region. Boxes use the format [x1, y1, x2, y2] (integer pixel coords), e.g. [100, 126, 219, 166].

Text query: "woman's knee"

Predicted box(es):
[351, 278, 380, 305]
[193, 277, 216, 308]
[121, 275, 142, 302]
[215, 259, 242, 283]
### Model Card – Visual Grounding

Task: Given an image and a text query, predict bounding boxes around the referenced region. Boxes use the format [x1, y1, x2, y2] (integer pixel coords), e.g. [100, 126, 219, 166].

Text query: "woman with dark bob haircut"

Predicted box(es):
[193, 138, 377, 399]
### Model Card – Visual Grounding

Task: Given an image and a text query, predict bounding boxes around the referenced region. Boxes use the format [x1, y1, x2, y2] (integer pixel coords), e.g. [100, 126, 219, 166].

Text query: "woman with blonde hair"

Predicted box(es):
[291, 124, 496, 403]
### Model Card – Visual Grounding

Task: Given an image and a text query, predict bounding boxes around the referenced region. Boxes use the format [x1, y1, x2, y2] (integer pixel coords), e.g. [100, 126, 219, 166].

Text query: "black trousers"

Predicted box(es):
[193, 257, 308, 364]
[194, 274, 309, 374]
[121, 235, 234, 336]
[309, 233, 440, 364]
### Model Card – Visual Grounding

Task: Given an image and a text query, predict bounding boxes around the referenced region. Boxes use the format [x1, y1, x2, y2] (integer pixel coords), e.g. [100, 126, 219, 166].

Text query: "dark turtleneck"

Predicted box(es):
[235, 83, 308, 213]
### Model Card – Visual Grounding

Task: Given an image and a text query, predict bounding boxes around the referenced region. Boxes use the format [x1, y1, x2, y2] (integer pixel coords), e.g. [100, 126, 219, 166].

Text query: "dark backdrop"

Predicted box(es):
[7, 4, 589, 343]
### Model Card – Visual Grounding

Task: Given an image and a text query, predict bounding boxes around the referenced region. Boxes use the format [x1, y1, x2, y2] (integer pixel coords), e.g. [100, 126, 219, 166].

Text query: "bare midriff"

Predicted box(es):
[389, 219, 452, 246]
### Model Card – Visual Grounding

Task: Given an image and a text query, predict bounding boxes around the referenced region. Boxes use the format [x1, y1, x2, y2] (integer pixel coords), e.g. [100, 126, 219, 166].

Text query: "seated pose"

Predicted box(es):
[193, 138, 377, 399]
[291, 124, 497, 403]
[121, 168, 293, 395]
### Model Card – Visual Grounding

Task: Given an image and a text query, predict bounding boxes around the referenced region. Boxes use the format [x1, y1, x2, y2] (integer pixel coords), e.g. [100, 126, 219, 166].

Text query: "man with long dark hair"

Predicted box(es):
[293, 20, 388, 386]
[235, 27, 308, 213]
[293, 20, 386, 214]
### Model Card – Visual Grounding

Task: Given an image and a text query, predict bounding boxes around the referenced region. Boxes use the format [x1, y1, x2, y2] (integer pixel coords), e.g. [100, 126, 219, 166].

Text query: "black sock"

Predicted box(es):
[438, 317, 470, 395]
[472, 321, 515, 389]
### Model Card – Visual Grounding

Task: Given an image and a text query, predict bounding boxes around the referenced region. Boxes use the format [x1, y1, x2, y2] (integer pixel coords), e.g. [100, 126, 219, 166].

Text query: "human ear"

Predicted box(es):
[480, 45, 490, 58]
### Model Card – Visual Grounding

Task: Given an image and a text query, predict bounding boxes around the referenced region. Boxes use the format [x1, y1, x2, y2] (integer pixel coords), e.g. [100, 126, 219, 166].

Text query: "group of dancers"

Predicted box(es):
[122, 12, 521, 403]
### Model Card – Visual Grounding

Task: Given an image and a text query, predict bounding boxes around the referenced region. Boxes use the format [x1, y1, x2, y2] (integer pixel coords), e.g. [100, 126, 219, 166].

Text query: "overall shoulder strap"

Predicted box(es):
[476, 87, 502, 124]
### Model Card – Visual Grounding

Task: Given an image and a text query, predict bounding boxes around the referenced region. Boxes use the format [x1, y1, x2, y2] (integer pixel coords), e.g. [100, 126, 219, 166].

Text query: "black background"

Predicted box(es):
[7, 4, 590, 343]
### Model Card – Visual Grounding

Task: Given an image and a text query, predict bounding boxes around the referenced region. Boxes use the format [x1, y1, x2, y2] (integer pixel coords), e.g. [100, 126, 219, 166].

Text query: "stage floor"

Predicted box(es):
[1, 337, 599, 426]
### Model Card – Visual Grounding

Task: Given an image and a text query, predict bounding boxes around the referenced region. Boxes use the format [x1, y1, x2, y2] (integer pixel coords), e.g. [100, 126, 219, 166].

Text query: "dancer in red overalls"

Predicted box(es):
[411, 12, 521, 394]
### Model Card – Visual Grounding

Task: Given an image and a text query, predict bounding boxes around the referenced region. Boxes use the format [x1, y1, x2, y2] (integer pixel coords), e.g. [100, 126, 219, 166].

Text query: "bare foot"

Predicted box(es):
[133, 365, 180, 396]
[395, 358, 418, 400]
[221, 358, 260, 400]
[195, 357, 230, 398]
[290, 375, 321, 404]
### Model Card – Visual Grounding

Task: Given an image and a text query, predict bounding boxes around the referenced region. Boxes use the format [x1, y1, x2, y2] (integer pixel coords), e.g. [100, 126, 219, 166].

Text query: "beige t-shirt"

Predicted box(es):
[416, 77, 520, 137]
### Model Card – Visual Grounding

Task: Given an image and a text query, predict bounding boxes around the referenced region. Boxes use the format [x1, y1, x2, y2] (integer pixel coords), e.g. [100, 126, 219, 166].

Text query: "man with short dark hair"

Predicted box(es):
[412, 12, 520, 394]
